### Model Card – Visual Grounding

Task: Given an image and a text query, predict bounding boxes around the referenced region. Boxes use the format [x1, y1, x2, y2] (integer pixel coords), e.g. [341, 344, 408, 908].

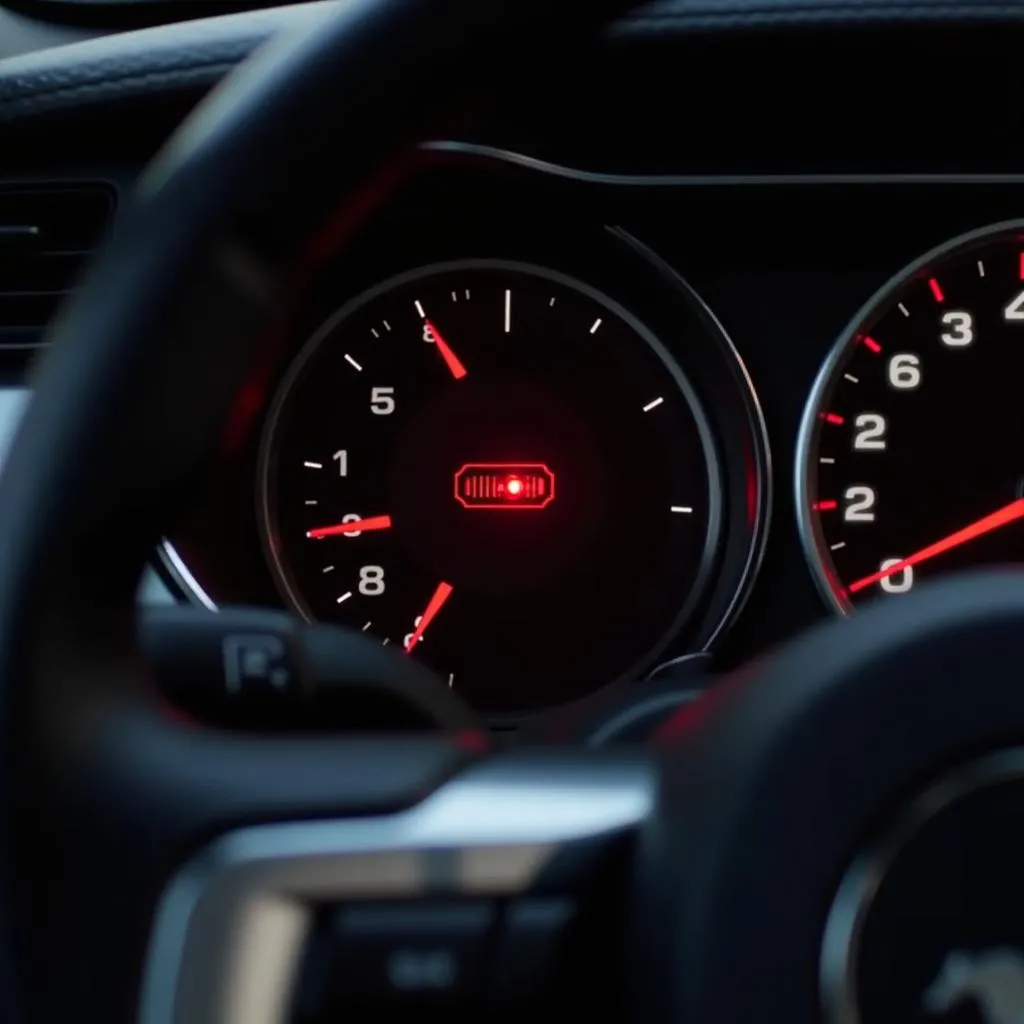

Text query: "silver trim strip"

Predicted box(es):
[820, 749, 1024, 1023]
[139, 757, 653, 1024]
[421, 141, 1024, 187]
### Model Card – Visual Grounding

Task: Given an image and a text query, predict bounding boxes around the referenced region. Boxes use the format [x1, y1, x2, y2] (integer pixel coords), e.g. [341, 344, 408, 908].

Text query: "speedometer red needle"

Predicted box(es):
[847, 498, 1024, 594]
[424, 320, 468, 380]
[306, 515, 392, 539]
[404, 581, 454, 653]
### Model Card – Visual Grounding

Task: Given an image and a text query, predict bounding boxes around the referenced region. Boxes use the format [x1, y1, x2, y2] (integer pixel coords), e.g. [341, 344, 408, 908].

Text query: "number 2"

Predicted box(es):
[853, 413, 887, 451]
[844, 486, 876, 522]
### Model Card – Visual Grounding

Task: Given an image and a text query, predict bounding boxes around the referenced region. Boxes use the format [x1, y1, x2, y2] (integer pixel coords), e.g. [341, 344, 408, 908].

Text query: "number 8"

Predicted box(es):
[359, 565, 385, 596]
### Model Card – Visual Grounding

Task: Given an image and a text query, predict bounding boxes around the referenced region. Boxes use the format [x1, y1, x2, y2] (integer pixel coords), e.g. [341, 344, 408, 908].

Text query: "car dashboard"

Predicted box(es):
[1, 1, 1023, 732]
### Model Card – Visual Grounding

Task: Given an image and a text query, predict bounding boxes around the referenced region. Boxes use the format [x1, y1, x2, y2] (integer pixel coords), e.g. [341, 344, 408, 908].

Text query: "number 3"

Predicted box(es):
[940, 311, 974, 347]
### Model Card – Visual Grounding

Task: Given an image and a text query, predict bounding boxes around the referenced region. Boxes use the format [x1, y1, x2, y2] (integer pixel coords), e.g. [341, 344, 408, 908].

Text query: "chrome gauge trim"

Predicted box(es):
[610, 227, 772, 651]
[158, 539, 218, 611]
[820, 749, 1024, 1024]
[794, 218, 1024, 616]
[139, 756, 653, 1024]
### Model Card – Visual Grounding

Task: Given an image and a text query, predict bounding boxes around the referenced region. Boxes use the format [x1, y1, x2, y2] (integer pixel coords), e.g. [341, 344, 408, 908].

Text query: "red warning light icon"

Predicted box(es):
[454, 463, 555, 510]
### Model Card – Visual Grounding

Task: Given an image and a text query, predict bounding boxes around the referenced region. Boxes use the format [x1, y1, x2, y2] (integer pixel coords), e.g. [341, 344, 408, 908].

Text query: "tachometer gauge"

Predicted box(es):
[798, 221, 1024, 612]
[260, 260, 722, 713]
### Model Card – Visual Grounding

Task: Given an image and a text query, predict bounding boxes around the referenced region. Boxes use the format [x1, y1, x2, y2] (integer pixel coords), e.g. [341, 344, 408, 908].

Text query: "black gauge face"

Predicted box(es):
[799, 222, 1024, 611]
[261, 260, 720, 714]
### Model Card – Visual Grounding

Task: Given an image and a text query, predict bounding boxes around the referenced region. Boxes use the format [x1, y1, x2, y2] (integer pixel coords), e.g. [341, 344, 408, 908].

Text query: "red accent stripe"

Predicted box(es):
[929, 277, 945, 303]
[824, 413, 845, 425]
[863, 336, 882, 353]
[814, 500, 838, 511]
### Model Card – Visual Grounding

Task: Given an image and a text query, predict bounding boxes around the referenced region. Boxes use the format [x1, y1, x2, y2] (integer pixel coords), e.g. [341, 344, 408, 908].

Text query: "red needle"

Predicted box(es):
[424, 320, 468, 380]
[847, 497, 1024, 593]
[404, 582, 454, 653]
[306, 515, 392, 539]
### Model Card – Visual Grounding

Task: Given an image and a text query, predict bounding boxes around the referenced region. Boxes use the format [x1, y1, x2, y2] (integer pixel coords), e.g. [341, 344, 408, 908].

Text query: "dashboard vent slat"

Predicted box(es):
[0, 186, 115, 358]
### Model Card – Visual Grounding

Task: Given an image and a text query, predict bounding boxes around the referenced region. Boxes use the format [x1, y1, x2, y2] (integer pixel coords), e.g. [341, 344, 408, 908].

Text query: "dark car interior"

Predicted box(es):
[3, 1, 1024, 1021]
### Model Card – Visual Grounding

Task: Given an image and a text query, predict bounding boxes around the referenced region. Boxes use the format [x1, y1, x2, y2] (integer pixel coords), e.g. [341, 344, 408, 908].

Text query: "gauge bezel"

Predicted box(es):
[795, 217, 1024, 615]
[255, 257, 725, 706]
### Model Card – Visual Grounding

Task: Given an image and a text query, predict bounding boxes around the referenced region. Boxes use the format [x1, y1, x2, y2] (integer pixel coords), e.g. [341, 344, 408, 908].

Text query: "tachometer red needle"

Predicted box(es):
[847, 498, 1024, 593]
[404, 581, 454, 653]
[306, 515, 392, 539]
[424, 320, 468, 380]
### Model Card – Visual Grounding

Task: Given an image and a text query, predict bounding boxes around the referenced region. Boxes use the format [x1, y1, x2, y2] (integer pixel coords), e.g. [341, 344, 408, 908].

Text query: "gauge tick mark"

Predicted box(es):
[344, 354, 363, 372]
[336, 591, 353, 604]
[643, 397, 664, 412]
[303, 461, 322, 469]
[590, 318, 603, 334]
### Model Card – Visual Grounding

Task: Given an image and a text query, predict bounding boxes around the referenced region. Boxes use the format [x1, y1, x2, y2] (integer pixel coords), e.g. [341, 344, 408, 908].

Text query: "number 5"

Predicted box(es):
[370, 386, 395, 415]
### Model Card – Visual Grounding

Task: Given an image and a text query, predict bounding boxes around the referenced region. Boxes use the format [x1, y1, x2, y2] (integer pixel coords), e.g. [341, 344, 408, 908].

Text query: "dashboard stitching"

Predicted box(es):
[0, 61, 240, 112]
[4, 1, 1024, 121]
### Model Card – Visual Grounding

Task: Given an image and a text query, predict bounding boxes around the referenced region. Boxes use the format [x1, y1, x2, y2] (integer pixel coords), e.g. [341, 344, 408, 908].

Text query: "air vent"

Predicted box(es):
[0, 185, 115, 356]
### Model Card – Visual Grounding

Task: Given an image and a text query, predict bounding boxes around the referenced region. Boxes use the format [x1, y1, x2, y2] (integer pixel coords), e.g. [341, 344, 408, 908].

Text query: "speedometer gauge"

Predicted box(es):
[798, 221, 1024, 612]
[260, 260, 722, 714]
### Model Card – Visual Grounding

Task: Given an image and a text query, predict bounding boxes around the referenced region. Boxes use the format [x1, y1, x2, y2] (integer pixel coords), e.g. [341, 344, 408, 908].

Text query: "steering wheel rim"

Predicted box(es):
[10, 4, 1024, 1023]
[0, 3, 634, 1018]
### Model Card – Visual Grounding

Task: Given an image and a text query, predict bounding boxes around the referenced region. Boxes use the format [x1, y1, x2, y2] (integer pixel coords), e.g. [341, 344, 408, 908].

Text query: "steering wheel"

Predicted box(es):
[4, 2, 1024, 1021]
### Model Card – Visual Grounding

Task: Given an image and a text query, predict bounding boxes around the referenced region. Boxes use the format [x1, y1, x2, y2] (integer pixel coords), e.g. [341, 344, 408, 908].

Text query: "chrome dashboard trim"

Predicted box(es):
[139, 756, 653, 1024]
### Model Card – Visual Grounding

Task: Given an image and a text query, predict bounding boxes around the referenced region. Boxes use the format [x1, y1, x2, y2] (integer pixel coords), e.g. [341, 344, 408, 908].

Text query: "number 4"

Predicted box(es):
[1005, 291, 1024, 321]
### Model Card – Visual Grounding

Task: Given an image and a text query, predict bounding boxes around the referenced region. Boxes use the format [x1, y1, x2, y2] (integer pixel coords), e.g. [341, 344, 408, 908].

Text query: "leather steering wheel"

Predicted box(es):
[4, 2, 1024, 1022]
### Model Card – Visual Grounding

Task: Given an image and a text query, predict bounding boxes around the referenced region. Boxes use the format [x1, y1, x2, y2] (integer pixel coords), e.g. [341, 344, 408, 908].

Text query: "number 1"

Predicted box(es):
[332, 450, 348, 477]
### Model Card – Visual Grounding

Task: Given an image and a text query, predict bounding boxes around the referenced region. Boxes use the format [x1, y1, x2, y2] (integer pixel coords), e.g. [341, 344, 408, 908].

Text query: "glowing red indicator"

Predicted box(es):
[823, 413, 845, 425]
[455, 463, 555, 510]
[814, 500, 838, 511]
[862, 336, 882, 354]
[929, 277, 945, 303]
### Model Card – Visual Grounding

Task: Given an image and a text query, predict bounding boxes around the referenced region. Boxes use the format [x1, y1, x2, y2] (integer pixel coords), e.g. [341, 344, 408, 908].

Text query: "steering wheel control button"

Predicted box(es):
[314, 901, 494, 1017]
[822, 754, 1024, 1024]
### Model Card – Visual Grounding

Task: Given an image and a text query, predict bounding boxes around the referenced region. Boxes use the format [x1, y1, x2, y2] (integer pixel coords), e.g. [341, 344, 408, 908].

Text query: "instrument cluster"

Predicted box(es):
[160, 149, 1024, 720]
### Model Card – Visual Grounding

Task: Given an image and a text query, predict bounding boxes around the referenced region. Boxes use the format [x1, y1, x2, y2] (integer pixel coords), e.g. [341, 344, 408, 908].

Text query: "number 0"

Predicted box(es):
[879, 558, 913, 594]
